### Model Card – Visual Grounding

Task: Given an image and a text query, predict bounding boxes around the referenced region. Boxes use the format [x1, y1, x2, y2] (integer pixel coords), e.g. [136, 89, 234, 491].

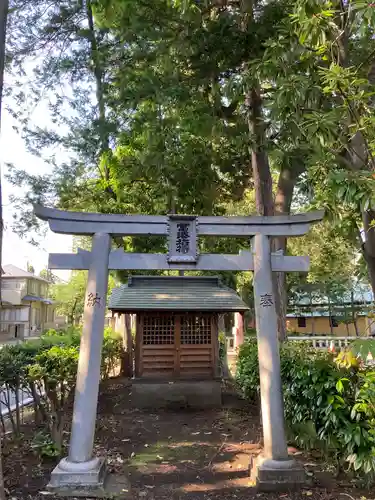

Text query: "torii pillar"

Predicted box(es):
[33, 205, 323, 494]
[250, 233, 305, 490]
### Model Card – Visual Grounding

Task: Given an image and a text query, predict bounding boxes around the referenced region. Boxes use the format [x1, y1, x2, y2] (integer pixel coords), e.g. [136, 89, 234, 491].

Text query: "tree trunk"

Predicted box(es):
[0, 411, 4, 435]
[121, 314, 133, 377]
[51, 414, 64, 453]
[14, 384, 20, 435]
[126, 314, 133, 377]
[0, 2, 9, 495]
[86, 0, 118, 205]
[0, 437, 4, 500]
[30, 383, 48, 423]
[4, 388, 15, 435]
[273, 158, 306, 340]
[86, 0, 108, 156]
[362, 211, 375, 297]
[247, 86, 274, 217]
[247, 84, 296, 341]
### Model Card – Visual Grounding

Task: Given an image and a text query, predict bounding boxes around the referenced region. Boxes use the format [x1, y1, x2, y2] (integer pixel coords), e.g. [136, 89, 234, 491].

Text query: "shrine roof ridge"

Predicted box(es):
[127, 275, 221, 286]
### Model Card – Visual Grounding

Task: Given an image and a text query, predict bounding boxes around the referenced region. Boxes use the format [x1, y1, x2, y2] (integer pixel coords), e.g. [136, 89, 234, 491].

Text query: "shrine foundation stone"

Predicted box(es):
[131, 379, 221, 409]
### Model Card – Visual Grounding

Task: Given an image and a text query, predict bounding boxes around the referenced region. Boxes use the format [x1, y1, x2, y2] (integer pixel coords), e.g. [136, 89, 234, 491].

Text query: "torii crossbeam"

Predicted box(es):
[34, 205, 324, 494]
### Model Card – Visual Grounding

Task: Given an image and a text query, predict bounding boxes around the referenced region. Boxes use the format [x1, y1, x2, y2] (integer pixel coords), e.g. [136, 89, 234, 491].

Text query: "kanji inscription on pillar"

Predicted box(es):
[168, 215, 197, 263]
[260, 293, 273, 307]
[87, 292, 101, 307]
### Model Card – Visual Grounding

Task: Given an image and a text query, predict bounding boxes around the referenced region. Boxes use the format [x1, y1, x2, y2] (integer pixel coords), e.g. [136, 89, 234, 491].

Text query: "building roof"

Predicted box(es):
[2, 265, 50, 283]
[288, 282, 374, 307]
[22, 295, 54, 305]
[109, 276, 249, 312]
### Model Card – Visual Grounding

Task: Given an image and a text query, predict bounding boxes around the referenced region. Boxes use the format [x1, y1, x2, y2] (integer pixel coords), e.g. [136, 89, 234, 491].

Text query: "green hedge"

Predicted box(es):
[236, 340, 375, 485]
[0, 326, 123, 455]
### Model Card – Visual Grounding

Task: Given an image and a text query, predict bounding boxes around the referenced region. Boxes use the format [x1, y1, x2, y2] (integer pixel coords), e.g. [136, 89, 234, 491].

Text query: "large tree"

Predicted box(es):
[6, 0, 374, 339]
[289, 0, 375, 292]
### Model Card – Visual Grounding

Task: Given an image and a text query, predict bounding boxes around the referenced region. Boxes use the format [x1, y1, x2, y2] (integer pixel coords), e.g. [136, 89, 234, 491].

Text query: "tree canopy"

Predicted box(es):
[5, 0, 375, 334]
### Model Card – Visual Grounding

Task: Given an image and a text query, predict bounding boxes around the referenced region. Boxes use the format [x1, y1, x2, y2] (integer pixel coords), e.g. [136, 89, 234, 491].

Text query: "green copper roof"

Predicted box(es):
[108, 276, 249, 312]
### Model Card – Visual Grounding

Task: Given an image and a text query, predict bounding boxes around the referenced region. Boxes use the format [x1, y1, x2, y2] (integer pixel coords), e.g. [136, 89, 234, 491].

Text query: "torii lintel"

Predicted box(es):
[34, 204, 324, 237]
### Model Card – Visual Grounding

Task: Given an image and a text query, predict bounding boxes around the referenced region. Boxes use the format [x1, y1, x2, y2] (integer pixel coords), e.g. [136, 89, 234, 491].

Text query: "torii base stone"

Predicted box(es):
[48, 466, 130, 498]
[251, 457, 305, 492]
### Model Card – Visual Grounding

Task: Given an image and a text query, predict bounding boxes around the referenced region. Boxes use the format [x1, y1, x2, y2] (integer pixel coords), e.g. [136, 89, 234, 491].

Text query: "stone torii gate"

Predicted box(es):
[34, 205, 323, 493]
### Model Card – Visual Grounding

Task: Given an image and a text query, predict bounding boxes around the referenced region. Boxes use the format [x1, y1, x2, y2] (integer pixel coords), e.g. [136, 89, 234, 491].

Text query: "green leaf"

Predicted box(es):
[336, 379, 344, 393]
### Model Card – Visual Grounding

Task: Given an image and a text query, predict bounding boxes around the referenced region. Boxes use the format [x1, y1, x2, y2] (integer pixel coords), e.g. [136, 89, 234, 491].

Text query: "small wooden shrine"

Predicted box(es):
[109, 276, 249, 380]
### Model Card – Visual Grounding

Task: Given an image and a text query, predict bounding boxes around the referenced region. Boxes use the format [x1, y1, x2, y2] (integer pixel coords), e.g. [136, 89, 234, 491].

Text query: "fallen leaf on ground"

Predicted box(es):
[303, 492, 313, 497]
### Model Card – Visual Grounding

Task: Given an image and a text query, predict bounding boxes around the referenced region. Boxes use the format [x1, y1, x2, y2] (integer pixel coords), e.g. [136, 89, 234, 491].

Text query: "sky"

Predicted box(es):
[1, 105, 73, 278]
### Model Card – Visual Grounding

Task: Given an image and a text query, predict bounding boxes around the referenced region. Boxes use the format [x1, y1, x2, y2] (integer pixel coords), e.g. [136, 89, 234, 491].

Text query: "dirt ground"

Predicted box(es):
[3, 378, 374, 500]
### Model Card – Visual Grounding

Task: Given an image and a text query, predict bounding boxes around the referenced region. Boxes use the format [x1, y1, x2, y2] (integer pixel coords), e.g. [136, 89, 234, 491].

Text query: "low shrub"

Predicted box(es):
[0, 326, 123, 454]
[31, 430, 60, 458]
[244, 327, 257, 338]
[236, 340, 375, 485]
[101, 328, 123, 379]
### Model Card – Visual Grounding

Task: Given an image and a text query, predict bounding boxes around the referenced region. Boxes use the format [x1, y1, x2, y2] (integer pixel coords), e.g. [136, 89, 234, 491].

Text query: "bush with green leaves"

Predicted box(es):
[236, 340, 375, 485]
[28, 344, 79, 451]
[101, 328, 123, 379]
[31, 430, 62, 459]
[0, 327, 123, 455]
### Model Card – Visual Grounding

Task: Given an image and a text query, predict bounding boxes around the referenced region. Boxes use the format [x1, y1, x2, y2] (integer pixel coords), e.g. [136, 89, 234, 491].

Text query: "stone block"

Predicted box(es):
[47, 456, 108, 496]
[46, 473, 130, 498]
[131, 379, 222, 409]
[250, 455, 305, 492]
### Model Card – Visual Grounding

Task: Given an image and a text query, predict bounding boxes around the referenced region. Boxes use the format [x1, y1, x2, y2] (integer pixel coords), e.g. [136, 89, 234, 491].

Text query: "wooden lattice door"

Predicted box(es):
[136, 313, 176, 377]
[136, 312, 218, 378]
[179, 313, 216, 378]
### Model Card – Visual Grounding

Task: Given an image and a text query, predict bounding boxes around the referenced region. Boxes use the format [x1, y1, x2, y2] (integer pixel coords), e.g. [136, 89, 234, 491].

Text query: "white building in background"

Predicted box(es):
[0, 264, 66, 341]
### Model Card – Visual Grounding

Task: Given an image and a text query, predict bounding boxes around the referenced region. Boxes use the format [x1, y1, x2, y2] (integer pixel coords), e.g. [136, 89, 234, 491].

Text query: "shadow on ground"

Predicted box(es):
[4, 378, 372, 500]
